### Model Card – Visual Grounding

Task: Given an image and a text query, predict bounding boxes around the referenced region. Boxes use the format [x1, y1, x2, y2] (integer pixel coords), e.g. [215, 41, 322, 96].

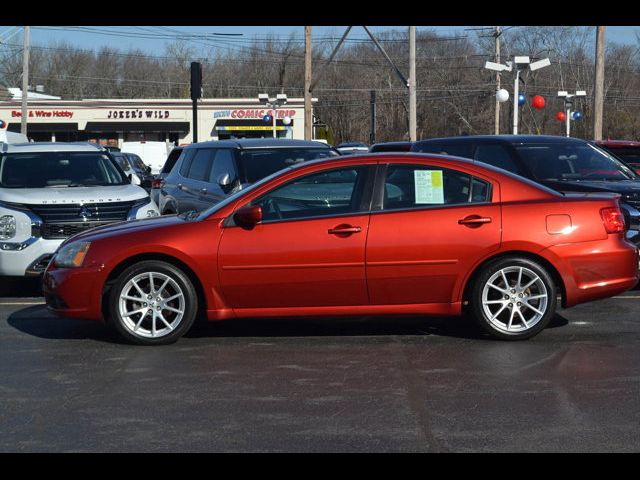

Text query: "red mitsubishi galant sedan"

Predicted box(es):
[43, 153, 639, 345]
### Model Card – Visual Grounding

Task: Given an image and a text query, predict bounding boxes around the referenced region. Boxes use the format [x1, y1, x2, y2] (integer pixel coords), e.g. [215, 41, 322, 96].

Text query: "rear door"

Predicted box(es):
[366, 162, 502, 305]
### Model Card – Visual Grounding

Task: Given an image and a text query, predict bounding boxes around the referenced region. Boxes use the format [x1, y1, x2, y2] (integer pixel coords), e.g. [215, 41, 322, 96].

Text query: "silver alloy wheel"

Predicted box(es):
[118, 271, 185, 339]
[481, 266, 549, 333]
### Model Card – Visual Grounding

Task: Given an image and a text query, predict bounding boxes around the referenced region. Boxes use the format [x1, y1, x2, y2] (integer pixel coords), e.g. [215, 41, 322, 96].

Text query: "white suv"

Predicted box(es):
[0, 142, 159, 276]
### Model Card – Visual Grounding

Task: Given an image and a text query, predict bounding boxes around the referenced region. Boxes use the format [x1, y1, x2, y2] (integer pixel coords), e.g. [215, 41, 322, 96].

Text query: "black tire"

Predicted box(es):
[469, 256, 557, 340]
[107, 260, 198, 345]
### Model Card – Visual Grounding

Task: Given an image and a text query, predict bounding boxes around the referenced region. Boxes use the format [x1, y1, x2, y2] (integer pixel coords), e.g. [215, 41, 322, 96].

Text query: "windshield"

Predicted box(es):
[239, 148, 338, 184]
[0, 151, 128, 188]
[602, 147, 640, 166]
[515, 143, 638, 182]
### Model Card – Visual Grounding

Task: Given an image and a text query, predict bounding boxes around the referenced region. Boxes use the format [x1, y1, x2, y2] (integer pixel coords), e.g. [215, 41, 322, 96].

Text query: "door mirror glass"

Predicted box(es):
[217, 172, 231, 187]
[233, 205, 262, 230]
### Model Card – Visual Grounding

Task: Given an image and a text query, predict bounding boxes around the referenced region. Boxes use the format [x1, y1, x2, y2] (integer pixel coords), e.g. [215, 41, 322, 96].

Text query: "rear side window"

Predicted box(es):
[474, 144, 521, 174]
[383, 164, 491, 210]
[163, 149, 183, 174]
[413, 142, 474, 159]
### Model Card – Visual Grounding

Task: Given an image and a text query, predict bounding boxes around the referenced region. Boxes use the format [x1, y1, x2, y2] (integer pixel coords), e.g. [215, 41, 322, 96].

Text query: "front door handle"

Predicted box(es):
[458, 215, 492, 227]
[328, 224, 362, 235]
[200, 188, 208, 194]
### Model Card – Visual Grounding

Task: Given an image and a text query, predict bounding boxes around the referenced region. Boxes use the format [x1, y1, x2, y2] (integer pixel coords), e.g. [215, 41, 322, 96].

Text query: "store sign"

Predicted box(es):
[214, 109, 296, 119]
[107, 110, 170, 119]
[11, 110, 74, 118]
[217, 126, 286, 131]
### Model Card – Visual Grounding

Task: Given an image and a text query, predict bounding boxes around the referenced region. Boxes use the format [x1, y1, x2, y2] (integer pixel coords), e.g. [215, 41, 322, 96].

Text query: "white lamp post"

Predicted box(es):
[557, 90, 586, 137]
[258, 93, 288, 138]
[485, 56, 551, 135]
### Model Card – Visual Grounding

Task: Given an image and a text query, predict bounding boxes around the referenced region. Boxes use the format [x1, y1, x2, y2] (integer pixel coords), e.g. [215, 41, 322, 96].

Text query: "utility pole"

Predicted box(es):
[21, 26, 30, 136]
[408, 26, 417, 141]
[494, 26, 501, 135]
[370, 90, 376, 144]
[593, 26, 606, 141]
[304, 26, 313, 140]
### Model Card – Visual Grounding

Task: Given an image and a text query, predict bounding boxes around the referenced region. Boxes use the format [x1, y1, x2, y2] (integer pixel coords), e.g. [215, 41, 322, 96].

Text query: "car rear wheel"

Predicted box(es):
[108, 260, 197, 345]
[470, 257, 557, 340]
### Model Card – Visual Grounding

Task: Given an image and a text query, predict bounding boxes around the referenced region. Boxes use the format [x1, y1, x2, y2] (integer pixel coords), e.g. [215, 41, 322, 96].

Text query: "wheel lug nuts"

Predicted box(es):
[511, 289, 516, 294]
[517, 302, 522, 306]
[143, 303, 147, 307]
[147, 295, 152, 300]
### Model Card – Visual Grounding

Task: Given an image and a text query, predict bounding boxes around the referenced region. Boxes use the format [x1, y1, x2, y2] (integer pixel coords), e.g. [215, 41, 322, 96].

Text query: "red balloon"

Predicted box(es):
[556, 111, 566, 121]
[532, 95, 546, 109]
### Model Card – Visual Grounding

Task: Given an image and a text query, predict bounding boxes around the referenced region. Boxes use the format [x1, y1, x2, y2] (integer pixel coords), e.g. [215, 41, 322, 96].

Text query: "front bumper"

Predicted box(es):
[42, 263, 105, 320]
[0, 237, 63, 276]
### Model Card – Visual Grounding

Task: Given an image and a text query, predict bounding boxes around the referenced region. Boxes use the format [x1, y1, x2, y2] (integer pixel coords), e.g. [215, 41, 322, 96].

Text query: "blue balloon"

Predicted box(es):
[572, 111, 582, 121]
[0, 119, 5, 128]
[518, 94, 526, 106]
[263, 114, 272, 123]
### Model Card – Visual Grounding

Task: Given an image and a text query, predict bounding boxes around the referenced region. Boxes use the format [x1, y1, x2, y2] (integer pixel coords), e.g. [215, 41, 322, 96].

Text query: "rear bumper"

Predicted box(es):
[543, 236, 639, 307]
[42, 264, 105, 320]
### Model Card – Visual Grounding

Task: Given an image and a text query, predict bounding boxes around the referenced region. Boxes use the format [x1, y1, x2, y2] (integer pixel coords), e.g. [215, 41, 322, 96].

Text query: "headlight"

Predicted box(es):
[0, 215, 16, 240]
[54, 241, 91, 268]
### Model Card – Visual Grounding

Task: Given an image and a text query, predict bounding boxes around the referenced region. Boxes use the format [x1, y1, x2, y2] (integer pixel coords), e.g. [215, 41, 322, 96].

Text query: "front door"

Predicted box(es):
[218, 165, 375, 309]
[366, 163, 502, 305]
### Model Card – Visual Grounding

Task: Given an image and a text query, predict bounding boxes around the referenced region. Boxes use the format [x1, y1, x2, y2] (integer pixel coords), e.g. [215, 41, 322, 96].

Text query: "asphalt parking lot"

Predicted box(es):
[1, 278, 640, 452]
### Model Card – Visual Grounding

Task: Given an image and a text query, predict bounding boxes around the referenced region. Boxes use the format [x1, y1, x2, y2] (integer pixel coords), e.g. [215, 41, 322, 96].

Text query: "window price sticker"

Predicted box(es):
[414, 170, 444, 204]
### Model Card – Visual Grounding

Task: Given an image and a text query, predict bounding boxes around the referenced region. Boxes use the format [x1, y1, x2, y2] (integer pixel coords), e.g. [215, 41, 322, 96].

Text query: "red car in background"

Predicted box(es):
[596, 140, 640, 173]
[43, 153, 639, 345]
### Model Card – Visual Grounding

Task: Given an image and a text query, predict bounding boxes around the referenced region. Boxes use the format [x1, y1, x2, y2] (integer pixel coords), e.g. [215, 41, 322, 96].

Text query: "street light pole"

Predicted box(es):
[485, 56, 551, 135]
[558, 90, 586, 137]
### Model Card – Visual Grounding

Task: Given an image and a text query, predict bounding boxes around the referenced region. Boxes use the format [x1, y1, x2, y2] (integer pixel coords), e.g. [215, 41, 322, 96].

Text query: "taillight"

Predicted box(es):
[151, 178, 163, 189]
[600, 207, 626, 234]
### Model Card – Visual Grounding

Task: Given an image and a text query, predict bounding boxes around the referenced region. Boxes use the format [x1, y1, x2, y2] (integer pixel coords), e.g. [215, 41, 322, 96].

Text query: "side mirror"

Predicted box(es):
[146, 165, 152, 173]
[233, 205, 262, 230]
[217, 173, 232, 188]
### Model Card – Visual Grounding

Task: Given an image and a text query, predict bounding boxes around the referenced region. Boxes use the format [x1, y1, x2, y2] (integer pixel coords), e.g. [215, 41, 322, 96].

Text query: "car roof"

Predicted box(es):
[414, 135, 588, 146]
[1, 141, 104, 154]
[184, 139, 331, 150]
[370, 141, 413, 151]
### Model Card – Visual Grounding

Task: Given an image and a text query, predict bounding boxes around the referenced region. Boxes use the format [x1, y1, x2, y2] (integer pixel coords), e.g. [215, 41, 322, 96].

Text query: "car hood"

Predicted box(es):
[541, 179, 640, 197]
[63, 214, 187, 244]
[0, 184, 149, 205]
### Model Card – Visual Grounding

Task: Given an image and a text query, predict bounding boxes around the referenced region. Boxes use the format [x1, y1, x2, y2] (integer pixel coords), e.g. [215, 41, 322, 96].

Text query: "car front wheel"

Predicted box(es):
[470, 257, 557, 340]
[108, 260, 198, 345]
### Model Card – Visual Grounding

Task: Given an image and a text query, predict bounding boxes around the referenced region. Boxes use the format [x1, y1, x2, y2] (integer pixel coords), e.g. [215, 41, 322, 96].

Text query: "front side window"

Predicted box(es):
[515, 143, 638, 181]
[250, 166, 367, 222]
[209, 149, 237, 184]
[0, 151, 127, 188]
[383, 164, 490, 210]
[186, 149, 215, 181]
[474, 144, 521, 174]
[239, 148, 339, 184]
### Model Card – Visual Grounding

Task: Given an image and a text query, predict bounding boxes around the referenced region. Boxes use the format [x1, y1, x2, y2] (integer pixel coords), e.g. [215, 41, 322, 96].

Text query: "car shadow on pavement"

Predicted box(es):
[186, 312, 570, 341]
[6, 305, 570, 344]
[6, 305, 126, 343]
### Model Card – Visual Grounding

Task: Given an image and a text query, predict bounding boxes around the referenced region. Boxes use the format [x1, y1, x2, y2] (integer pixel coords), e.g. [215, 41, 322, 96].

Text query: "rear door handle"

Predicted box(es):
[458, 215, 492, 226]
[328, 225, 362, 235]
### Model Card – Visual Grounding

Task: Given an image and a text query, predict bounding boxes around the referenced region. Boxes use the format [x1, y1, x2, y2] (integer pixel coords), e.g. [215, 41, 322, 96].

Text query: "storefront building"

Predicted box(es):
[0, 97, 314, 147]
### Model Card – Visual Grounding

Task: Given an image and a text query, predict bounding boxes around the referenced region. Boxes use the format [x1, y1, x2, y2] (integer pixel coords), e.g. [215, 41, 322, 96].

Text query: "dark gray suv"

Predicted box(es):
[158, 139, 339, 214]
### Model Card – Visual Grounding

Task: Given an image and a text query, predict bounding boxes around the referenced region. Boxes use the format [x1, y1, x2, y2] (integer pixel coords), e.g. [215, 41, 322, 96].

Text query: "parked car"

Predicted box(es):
[102, 145, 121, 153]
[150, 146, 183, 207]
[111, 151, 143, 187]
[0, 130, 29, 144]
[594, 140, 640, 173]
[121, 141, 170, 174]
[158, 139, 339, 215]
[43, 153, 638, 345]
[412, 135, 640, 246]
[0, 142, 159, 277]
[369, 141, 413, 153]
[336, 142, 370, 155]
